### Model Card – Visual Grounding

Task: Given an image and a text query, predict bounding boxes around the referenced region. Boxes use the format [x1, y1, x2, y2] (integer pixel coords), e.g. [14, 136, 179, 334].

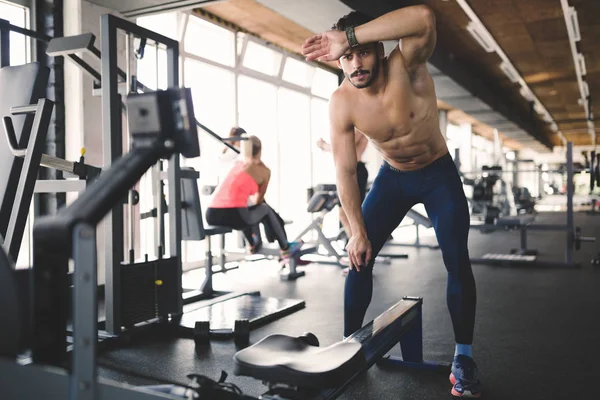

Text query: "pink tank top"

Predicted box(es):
[210, 162, 259, 208]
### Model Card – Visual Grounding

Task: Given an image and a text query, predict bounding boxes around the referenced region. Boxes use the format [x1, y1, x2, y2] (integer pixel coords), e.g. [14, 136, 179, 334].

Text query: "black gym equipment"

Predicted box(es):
[470, 143, 596, 268]
[0, 63, 51, 261]
[182, 291, 305, 346]
[1, 66, 102, 263]
[134, 297, 450, 400]
[297, 185, 410, 268]
[0, 87, 199, 400]
[0, 85, 449, 400]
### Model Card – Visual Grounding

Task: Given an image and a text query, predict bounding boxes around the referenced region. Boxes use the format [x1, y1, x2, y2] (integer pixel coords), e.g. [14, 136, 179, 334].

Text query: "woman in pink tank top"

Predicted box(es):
[207, 134, 302, 259]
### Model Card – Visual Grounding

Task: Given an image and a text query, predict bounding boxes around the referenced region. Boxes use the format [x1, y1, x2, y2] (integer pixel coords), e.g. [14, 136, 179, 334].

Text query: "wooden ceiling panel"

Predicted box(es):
[202, 0, 315, 58]
[563, 132, 594, 146]
[470, 0, 520, 19]
[535, 40, 573, 60]
[512, 0, 565, 22]
[510, 55, 549, 75]
[496, 35, 537, 57]
[525, 18, 570, 42]
[551, 81, 581, 102]
[523, 70, 572, 85]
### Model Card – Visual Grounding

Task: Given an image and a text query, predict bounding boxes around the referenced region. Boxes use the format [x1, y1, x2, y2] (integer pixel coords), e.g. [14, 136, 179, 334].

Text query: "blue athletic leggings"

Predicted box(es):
[344, 153, 476, 344]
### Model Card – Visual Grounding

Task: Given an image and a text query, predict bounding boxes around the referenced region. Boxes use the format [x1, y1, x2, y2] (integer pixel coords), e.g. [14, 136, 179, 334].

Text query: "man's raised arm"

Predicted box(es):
[353, 5, 436, 66]
[302, 5, 436, 68]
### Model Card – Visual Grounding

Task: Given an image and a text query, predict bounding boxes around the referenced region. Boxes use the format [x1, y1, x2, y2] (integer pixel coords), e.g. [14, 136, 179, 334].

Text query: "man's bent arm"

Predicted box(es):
[354, 6, 434, 44]
[354, 6, 436, 66]
[329, 95, 366, 238]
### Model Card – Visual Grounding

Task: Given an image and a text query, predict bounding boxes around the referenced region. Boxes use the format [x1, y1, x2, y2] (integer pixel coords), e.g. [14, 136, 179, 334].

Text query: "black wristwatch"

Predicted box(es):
[345, 26, 359, 49]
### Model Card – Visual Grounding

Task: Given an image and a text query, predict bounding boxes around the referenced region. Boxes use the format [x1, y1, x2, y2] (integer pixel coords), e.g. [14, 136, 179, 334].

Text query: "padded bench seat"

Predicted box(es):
[233, 334, 365, 389]
[202, 225, 231, 236]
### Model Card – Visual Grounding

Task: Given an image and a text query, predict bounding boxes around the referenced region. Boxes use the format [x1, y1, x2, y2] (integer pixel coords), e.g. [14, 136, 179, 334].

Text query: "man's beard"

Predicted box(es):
[346, 58, 380, 89]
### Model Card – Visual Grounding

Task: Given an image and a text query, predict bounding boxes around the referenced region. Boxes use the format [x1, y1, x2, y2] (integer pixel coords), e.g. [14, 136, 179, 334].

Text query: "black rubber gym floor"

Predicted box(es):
[98, 211, 600, 399]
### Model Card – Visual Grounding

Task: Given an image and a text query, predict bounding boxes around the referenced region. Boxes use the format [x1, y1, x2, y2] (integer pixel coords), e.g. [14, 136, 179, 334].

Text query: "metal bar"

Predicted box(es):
[71, 223, 97, 400]
[10, 104, 38, 115]
[40, 153, 75, 172]
[1, 20, 9, 67]
[461, 169, 588, 175]
[67, 54, 101, 81]
[46, 33, 95, 57]
[0, 18, 100, 82]
[126, 33, 134, 263]
[196, 120, 239, 153]
[2, 116, 26, 157]
[34, 179, 86, 193]
[166, 35, 183, 314]
[566, 142, 574, 265]
[101, 14, 124, 335]
[4, 99, 54, 262]
[0, 18, 51, 43]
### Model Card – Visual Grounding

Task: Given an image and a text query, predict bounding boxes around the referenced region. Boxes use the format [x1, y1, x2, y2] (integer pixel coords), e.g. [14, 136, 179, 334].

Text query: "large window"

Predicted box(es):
[0, 0, 29, 66]
[242, 40, 282, 76]
[184, 16, 235, 67]
[184, 57, 236, 179]
[136, 11, 340, 256]
[237, 75, 279, 204]
[277, 87, 311, 226]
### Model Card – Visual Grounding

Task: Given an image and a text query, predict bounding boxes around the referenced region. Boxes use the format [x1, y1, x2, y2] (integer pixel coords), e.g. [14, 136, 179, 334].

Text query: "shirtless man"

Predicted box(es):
[302, 7, 481, 398]
[316, 133, 368, 239]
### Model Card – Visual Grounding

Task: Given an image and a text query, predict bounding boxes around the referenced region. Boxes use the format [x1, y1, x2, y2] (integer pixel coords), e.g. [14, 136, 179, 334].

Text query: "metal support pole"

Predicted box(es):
[566, 142, 574, 265]
[512, 151, 519, 188]
[71, 223, 98, 400]
[101, 14, 124, 334]
[0, 22, 10, 67]
[520, 227, 527, 253]
[415, 223, 420, 247]
[538, 164, 544, 199]
[166, 33, 182, 314]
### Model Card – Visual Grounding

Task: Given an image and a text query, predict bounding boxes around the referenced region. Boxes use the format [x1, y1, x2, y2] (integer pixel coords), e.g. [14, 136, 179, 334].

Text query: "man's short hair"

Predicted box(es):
[332, 11, 373, 31]
[229, 126, 246, 137]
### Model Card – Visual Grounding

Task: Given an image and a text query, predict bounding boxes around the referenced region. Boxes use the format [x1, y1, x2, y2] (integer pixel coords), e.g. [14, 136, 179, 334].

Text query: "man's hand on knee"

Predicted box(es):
[346, 234, 372, 271]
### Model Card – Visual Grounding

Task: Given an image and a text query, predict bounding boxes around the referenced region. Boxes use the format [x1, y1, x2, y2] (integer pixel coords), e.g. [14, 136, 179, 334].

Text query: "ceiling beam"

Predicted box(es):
[340, 0, 554, 150]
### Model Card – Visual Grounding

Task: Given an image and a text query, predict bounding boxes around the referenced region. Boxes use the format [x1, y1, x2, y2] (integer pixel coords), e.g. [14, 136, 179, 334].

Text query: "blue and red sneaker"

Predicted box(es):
[449, 355, 482, 398]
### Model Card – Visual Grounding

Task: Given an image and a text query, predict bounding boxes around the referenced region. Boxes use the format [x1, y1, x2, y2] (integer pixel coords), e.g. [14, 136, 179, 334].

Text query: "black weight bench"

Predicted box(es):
[228, 297, 450, 399]
[179, 169, 238, 303]
[234, 334, 365, 389]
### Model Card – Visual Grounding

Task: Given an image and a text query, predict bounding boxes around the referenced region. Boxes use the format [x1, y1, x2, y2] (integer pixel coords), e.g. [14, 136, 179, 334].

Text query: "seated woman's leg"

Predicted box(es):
[206, 207, 257, 246]
[261, 203, 286, 243]
[240, 205, 302, 257]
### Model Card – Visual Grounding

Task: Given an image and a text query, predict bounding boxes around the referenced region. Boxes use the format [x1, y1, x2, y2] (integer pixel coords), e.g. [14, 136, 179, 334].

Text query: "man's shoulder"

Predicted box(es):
[330, 84, 353, 115]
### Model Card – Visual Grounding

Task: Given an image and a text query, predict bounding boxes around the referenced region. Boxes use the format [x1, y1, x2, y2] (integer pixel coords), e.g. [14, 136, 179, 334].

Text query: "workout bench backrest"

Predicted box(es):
[180, 167, 206, 241]
[307, 191, 338, 213]
[0, 63, 49, 239]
